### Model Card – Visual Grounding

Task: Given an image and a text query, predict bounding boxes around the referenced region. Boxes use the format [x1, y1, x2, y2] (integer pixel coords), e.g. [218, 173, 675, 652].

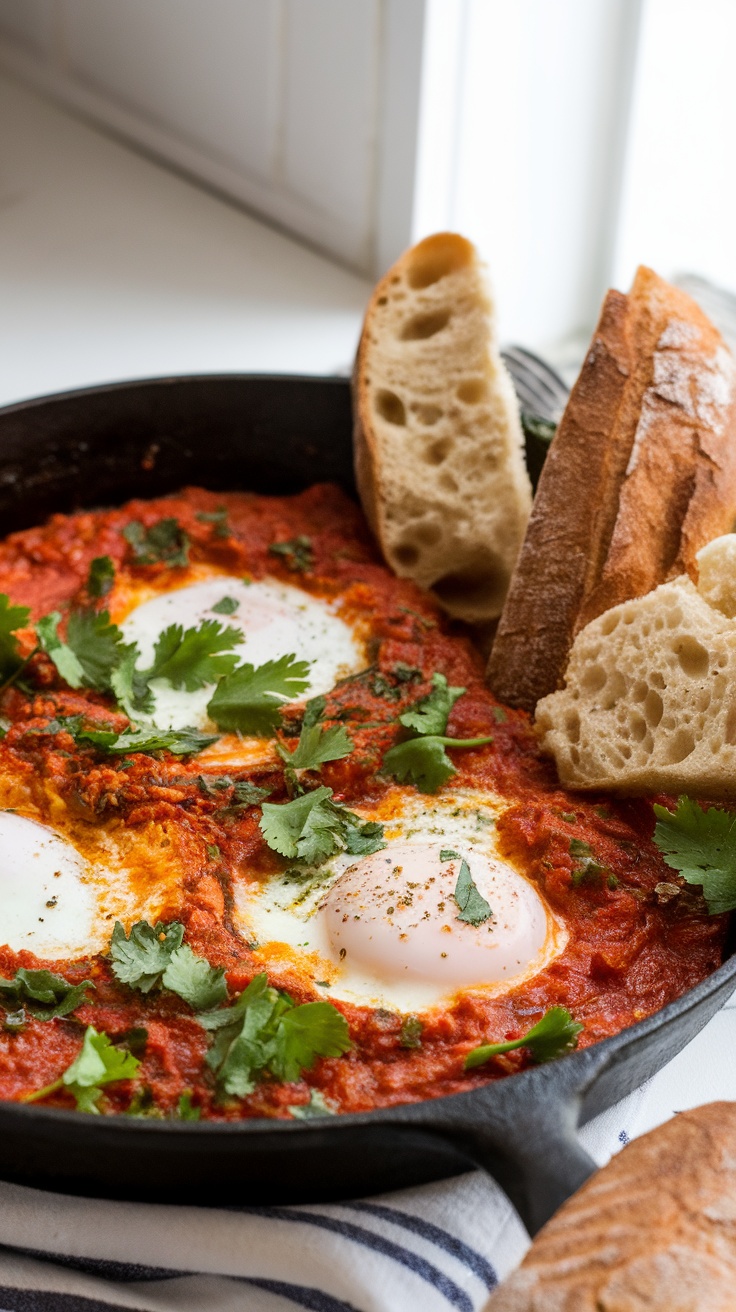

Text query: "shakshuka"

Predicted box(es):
[0, 485, 725, 1118]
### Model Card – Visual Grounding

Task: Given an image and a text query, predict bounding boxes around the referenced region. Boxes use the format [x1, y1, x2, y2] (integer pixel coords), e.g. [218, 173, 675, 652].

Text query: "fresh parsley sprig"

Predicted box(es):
[653, 796, 736, 914]
[0, 594, 30, 686]
[451, 857, 492, 927]
[465, 1007, 583, 1070]
[207, 653, 311, 735]
[260, 784, 385, 865]
[141, 619, 243, 692]
[269, 536, 313, 573]
[199, 972, 350, 1097]
[24, 1025, 140, 1112]
[87, 555, 115, 599]
[72, 720, 218, 758]
[110, 920, 227, 1010]
[36, 608, 126, 693]
[382, 674, 493, 794]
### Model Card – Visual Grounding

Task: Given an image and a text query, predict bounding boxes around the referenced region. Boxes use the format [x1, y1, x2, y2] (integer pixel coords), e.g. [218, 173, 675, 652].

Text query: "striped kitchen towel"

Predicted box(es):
[0, 989, 733, 1312]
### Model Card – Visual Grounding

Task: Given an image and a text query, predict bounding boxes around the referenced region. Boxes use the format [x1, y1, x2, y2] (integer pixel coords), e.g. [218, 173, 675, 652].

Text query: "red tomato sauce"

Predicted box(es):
[0, 485, 727, 1117]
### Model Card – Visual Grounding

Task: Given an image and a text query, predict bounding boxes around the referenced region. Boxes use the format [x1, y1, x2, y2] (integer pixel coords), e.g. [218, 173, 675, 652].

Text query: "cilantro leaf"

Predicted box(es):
[110, 920, 227, 1010]
[453, 858, 492, 926]
[382, 736, 456, 792]
[161, 945, 228, 1011]
[200, 972, 350, 1096]
[277, 721, 353, 771]
[110, 919, 184, 992]
[37, 608, 125, 692]
[0, 594, 30, 683]
[211, 596, 238, 615]
[653, 796, 736, 914]
[269, 536, 313, 573]
[79, 724, 218, 757]
[176, 1090, 201, 1120]
[465, 1007, 583, 1069]
[399, 1015, 423, 1049]
[88, 555, 115, 599]
[271, 1002, 352, 1081]
[24, 1025, 140, 1112]
[207, 654, 311, 735]
[260, 785, 385, 865]
[399, 673, 465, 736]
[0, 968, 93, 1023]
[288, 1089, 336, 1119]
[123, 518, 190, 567]
[144, 619, 243, 691]
[382, 733, 493, 794]
[302, 695, 326, 728]
[196, 507, 230, 539]
[109, 643, 155, 719]
[440, 849, 460, 861]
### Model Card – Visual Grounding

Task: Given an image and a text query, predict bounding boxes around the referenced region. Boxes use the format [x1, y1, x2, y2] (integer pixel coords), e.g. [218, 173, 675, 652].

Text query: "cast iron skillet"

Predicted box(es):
[0, 374, 733, 1236]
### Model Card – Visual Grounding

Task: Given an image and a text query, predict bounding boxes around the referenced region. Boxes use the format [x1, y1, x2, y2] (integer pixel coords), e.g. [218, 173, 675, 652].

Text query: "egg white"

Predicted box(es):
[234, 790, 567, 1012]
[117, 574, 366, 736]
[0, 810, 185, 960]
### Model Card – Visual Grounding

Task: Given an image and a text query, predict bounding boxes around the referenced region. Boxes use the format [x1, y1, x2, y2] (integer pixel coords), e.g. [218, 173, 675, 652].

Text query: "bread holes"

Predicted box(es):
[665, 607, 683, 629]
[630, 713, 648, 743]
[393, 542, 420, 569]
[456, 378, 488, 405]
[644, 689, 664, 728]
[439, 471, 459, 494]
[414, 521, 442, 547]
[581, 664, 607, 694]
[600, 612, 620, 636]
[405, 234, 474, 289]
[400, 310, 451, 341]
[565, 711, 581, 743]
[431, 548, 508, 620]
[724, 702, 736, 745]
[601, 669, 626, 710]
[664, 728, 696, 764]
[674, 635, 709, 677]
[376, 296, 388, 306]
[374, 389, 406, 426]
[632, 680, 648, 703]
[424, 436, 453, 464]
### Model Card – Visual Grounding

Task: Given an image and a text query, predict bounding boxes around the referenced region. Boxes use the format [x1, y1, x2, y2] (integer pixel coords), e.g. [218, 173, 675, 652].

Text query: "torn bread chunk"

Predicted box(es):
[353, 232, 531, 622]
[488, 266, 736, 712]
[536, 534, 736, 797]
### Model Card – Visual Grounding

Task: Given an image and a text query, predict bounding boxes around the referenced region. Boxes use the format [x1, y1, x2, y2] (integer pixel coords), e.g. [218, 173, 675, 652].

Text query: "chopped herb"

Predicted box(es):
[288, 1089, 336, 1118]
[569, 838, 593, 857]
[302, 695, 327, 729]
[399, 673, 465, 736]
[260, 784, 385, 865]
[207, 653, 311, 735]
[206, 844, 221, 860]
[277, 721, 353, 772]
[0, 594, 30, 684]
[199, 972, 350, 1096]
[0, 968, 93, 1024]
[78, 723, 218, 757]
[465, 1007, 583, 1069]
[607, 874, 619, 890]
[109, 644, 155, 720]
[269, 536, 314, 573]
[220, 779, 272, 812]
[399, 1015, 423, 1050]
[196, 507, 230, 539]
[440, 849, 460, 861]
[87, 555, 115, 599]
[142, 619, 243, 691]
[110, 920, 227, 1009]
[561, 812, 577, 824]
[123, 518, 190, 567]
[211, 596, 239, 615]
[24, 1025, 140, 1112]
[176, 1090, 200, 1120]
[398, 606, 436, 629]
[453, 858, 492, 926]
[382, 734, 492, 794]
[653, 796, 736, 915]
[492, 706, 508, 724]
[37, 608, 125, 692]
[116, 1026, 148, 1057]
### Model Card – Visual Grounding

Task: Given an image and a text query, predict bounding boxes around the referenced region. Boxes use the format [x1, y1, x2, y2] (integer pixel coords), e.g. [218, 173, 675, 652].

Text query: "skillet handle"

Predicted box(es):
[409, 1060, 600, 1236]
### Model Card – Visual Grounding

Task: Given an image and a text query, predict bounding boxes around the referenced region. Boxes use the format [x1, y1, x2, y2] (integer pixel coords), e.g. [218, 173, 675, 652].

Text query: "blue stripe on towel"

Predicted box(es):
[242, 1207, 473, 1312]
[345, 1202, 497, 1290]
[244, 1278, 363, 1311]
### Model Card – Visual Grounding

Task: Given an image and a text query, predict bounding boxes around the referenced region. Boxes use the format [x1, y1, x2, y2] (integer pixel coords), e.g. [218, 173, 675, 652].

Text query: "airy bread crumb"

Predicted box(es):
[536, 534, 736, 796]
[353, 233, 531, 622]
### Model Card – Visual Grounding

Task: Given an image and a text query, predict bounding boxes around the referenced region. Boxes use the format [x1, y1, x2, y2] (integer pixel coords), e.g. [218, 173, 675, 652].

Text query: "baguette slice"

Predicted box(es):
[353, 233, 531, 622]
[487, 266, 736, 711]
[486, 1103, 736, 1312]
[536, 533, 736, 796]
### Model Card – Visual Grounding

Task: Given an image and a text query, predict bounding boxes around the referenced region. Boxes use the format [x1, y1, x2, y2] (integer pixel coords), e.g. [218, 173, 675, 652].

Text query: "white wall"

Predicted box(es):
[0, 0, 425, 278]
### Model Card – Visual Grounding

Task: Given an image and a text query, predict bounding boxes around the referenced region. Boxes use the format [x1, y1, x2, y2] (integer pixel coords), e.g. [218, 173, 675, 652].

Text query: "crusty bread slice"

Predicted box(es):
[487, 1103, 736, 1312]
[352, 232, 531, 622]
[536, 534, 736, 796]
[487, 266, 736, 711]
